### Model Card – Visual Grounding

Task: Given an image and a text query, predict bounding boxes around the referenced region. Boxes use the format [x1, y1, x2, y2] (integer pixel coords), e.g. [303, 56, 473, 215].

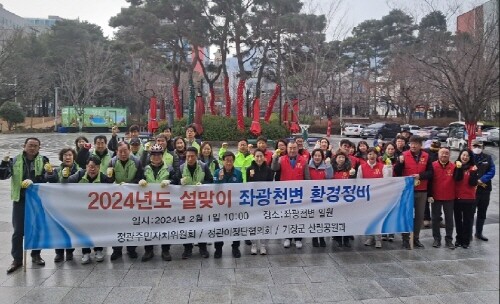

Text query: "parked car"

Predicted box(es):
[422, 126, 444, 139]
[400, 124, 421, 135]
[478, 126, 496, 143]
[360, 122, 401, 140]
[485, 127, 499, 146]
[436, 127, 450, 142]
[343, 124, 365, 137]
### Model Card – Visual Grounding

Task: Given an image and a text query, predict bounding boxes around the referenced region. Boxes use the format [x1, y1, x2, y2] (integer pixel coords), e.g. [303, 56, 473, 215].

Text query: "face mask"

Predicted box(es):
[472, 148, 482, 155]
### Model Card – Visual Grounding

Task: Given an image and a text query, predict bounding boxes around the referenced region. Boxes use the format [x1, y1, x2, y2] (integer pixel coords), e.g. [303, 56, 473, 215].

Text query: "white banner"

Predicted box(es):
[25, 177, 414, 250]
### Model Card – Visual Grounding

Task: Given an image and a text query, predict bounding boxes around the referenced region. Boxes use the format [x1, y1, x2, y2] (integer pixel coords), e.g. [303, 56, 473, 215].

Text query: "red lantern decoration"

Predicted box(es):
[250, 97, 261, 136]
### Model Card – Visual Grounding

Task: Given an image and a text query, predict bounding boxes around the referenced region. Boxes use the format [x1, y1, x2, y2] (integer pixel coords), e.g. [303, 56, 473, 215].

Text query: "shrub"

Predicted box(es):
[0, 101, 25, 131]
[158, 115, 289, 140]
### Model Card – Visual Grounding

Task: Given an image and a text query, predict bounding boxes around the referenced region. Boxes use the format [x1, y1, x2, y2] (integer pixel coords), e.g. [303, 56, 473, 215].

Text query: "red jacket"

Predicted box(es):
[360, 162, 384, 179]
[455, 168, 477, 200]
[402, 150, 430, 191]
[280, 155, 307, 181]
[431, 161, 455, 201]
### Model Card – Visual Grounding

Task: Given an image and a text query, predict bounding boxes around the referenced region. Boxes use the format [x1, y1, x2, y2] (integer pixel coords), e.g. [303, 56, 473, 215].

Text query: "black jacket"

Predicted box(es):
[247, 161, 274, 182]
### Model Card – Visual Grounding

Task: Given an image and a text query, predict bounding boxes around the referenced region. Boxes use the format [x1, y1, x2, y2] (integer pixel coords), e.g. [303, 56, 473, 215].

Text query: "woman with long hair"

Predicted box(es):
[453, 149, 479, 249]
[332, 150, 356, 247]
[198, 142, 219, 175]
[308, 148, 333, 247]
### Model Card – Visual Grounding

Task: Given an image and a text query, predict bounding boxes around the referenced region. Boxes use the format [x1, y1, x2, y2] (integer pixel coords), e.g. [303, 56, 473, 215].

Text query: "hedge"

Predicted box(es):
[158, 115, 290, 141]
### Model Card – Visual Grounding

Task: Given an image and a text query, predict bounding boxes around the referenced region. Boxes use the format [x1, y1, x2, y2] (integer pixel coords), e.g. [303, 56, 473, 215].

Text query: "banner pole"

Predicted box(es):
[23, 250, 27, 272]
[410, 232, 414, 250]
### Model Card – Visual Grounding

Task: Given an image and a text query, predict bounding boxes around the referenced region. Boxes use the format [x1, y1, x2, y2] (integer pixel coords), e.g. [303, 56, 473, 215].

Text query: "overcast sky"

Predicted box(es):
[1, 0, 468, 39]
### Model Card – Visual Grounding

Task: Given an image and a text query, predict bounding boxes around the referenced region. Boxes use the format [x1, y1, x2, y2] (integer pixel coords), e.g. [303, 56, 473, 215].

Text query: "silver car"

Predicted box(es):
[486, 127, 499, 146]
[344, 124, 365, 137]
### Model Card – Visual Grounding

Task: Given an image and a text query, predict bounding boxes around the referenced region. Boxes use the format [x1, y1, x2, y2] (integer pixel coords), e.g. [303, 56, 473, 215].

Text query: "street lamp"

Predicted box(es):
[54, 87, 59, 132]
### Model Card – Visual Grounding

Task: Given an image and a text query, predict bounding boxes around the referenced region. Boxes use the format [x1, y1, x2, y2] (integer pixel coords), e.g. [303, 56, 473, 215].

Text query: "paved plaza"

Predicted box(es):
[0, 133, 498, 304]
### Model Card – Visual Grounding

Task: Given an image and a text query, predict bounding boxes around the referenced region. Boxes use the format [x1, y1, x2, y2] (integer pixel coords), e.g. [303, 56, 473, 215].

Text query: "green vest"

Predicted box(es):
[144, 164, 170, 183]
[92, 150, 112, 174]
[186, 139, 200, 152]
[162, 151, 174, 167]
[234, 152, 254, 182]
[11, 153, 44, 202]
[218, 147, 227, 161]
[113, 157, 138, 183]
[201, 157, 217, 175]
[181, 162, 205, 185]
[79, 172, 102, 183]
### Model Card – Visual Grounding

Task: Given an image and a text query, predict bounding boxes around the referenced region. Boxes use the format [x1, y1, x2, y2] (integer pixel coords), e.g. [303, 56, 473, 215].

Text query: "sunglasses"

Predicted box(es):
[472, 145, 482, 148]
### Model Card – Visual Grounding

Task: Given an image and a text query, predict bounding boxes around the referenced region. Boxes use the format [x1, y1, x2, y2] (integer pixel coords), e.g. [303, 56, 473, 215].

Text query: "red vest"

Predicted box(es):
[431, 161, 456, 200]
[333, 170, 350, 179]
[360, 162, 384, 179]
[280, 155, 307, 181]
[263, 150, 273, 166]
[309, 167, 326, 180]
[455, 168, 477, 200]
[348, 155, 359, 169]
[300, 149, 310, 161]
[402, 150, 430, 191]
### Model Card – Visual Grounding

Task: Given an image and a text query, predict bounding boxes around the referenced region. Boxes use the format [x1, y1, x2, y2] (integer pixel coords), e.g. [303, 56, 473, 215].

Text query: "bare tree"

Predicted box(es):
[58, 43, 115, 131]
[413, 16, 499, 145]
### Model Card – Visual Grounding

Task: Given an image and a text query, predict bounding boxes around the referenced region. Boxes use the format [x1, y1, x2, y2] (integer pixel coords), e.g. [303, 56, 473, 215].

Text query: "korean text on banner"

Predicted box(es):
[24, 177, 414, 250]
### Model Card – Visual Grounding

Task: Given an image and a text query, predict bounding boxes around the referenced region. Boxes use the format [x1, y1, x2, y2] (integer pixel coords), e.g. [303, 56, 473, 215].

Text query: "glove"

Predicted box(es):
[3, 153, 10, 162]
[324, 158, 331, 165]
[119, 182, 126, 185]
[273, 149, 281, 159]
[44, 163, 53, 173]
[455, 161, 462, 168]
[138, 179, 148, 187]
[375, 146, 381, 152]
[144, 142, 152, 151]
[160, 180, 170, 188]
[106, 167, 114, 178]
[62, 167, 70, 178]
[21, 179, 33, 189]
[180, 177, 187, 185]
[195, 182, 202, 186]
[83, 143, 92, 150]
[349, 168, 356, 176]
[221, 142, 228, 148]
[427, 197, 434, 204]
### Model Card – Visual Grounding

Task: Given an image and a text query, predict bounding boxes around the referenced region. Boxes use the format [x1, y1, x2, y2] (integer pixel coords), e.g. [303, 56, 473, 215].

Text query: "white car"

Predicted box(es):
[401, 124, 421, 135]
[344, 124, 365, 137]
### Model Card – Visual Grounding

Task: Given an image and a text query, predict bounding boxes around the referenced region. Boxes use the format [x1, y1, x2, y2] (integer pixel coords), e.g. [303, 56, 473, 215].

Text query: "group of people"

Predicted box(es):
[0, 124, 495, 274]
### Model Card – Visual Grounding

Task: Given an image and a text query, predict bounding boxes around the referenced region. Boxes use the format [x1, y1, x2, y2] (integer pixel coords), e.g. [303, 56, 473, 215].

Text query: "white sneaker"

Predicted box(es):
[81, 253, 91, 264]
[365, 237, 375, 246]
[95, 250, 104, 262]
[375, 240, 382, 248]
[260, 246, 267, 255]
[295, 241, 303, 249]
[250, 244, 258, 255]
[283, 239, 291, 248]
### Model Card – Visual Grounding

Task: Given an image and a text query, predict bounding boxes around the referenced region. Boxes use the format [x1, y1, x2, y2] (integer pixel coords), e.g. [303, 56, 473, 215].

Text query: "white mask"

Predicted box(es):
[472, 148, 482, 155]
